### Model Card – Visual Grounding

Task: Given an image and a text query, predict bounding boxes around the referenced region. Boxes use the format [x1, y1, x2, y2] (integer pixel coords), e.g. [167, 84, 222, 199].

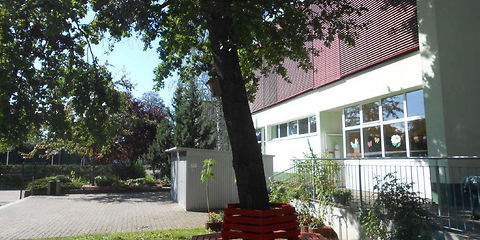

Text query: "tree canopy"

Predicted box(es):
[0, 0, 122, 151]
[171, 79, 216, 149]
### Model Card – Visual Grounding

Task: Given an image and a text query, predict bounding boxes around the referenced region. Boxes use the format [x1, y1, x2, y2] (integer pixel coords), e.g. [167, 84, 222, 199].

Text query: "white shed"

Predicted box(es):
[167, 147, 273, 211]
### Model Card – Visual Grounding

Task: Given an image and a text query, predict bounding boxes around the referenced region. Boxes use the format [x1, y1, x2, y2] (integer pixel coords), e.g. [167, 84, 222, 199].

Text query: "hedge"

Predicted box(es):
[0, 164, 114, 190]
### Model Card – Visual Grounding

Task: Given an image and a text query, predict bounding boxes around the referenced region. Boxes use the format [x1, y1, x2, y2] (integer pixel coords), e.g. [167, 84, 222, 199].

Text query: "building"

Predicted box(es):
[250, 0, 480, 173]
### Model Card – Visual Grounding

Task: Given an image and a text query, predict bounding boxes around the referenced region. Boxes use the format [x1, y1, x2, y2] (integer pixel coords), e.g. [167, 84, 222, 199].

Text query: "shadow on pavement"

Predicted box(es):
[69, 191, 174, 204]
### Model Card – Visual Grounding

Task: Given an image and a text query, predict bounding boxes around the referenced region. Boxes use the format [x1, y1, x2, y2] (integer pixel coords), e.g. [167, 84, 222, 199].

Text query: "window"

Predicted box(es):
[344, 106, 360, 127]
[270, 126, 278, 139]
[269, 115, 317, 140]
[406, 90, 425, 117]
[362, 101, 380, 123]
[299, 118, 308, 134]
[309, 116, 317, 133]
[408, 119, 427, 156]
[363, 126, 382, 157]
[343, 89, 427, 158]
[289, 121, 298, 135]
[382, 94, 404, 121]
[279, 123, 287, 138]
[383, 122, 406, 157]
[256, 128, 263, 152]
[345, 129, 361, 158]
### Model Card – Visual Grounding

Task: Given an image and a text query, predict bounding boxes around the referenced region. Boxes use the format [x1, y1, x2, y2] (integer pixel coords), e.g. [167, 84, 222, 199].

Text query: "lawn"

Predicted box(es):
[37, 228, 210, 240]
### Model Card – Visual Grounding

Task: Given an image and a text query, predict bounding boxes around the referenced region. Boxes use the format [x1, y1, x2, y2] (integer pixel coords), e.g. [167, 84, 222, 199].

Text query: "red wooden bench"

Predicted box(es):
[191, 232, 327, 240]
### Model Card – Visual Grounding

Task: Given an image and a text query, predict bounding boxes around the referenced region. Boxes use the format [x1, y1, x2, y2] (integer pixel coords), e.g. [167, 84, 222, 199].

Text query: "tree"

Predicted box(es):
[102, 91, 167, 162]
[142, 117, 173, 179]
[171, 80, 216, 149]
[2, 0, 366, 210]
[0, 1, 122, 156]
[92, 0, 366, 209]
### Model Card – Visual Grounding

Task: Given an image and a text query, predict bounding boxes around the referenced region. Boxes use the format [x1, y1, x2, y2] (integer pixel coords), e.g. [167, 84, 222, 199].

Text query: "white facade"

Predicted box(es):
[253, 52, 423, 172]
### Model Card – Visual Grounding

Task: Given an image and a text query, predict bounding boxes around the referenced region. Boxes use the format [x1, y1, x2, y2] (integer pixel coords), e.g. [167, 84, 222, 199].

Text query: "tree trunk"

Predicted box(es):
[205, 1, 269, 210]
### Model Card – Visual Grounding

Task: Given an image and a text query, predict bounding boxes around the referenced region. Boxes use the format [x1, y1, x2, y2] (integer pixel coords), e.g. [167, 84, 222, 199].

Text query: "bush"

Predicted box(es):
[125, 175, 156, 186]
[360, 173, 437, 240]
[113, 162, 146, 180]
[269, 180, 302, 203]
[94, 175, 118, 187]
[1, 164, 115, 189]
[325, 188, 353, 205]
[26, 175, 87, 191]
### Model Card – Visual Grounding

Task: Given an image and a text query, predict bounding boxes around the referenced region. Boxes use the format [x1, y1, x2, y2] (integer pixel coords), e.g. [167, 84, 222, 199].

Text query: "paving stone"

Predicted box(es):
[0, 192, 207, 240]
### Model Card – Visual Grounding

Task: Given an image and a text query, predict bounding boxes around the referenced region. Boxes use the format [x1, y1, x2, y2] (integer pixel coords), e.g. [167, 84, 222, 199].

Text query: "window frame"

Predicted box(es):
[268, 115, 317, 140]
[343, 90, 427, 158]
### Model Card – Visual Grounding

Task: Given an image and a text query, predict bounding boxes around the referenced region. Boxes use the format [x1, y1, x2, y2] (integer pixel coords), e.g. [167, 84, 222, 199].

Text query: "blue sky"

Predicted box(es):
[91, 36, 177, 108]
[82, 10, 177, 108]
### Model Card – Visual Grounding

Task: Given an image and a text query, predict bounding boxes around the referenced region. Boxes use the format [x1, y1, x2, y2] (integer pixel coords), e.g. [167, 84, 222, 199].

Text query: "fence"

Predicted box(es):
[269, 156, 480, 233]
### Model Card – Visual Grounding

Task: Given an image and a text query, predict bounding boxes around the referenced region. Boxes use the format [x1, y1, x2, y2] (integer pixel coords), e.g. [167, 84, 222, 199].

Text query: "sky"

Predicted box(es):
[83, 11, 177, 108]
[91, 36, 177, 108]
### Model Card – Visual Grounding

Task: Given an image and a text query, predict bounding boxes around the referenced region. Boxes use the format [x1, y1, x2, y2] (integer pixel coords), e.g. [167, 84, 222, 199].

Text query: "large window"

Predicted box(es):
[270, 115, 317, 140]
[343, 89, 427, 158]
[256, 128, 264, 153]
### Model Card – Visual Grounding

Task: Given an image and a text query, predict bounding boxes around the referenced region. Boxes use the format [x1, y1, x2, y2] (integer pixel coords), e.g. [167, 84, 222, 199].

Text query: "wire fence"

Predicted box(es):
[269, 156, 480, 233]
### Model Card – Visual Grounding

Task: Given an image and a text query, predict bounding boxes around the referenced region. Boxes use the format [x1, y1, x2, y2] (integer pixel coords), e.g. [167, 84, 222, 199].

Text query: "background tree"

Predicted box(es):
[171, 80, 216, 149]
[103, 93, 167, 162]
[142, 117, 173, 180]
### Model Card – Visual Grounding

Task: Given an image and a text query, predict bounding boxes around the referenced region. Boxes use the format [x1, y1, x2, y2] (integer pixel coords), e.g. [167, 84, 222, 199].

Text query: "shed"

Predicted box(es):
[167, 147, 274, 211]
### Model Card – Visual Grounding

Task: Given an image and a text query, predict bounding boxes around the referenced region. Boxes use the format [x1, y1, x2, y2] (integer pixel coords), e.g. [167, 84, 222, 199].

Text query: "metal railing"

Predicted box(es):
[269, 156, 480, 233]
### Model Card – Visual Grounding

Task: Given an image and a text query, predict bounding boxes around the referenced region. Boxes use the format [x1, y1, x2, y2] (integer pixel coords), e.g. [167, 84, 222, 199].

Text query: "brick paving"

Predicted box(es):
[0, 190, 23, 207]
[0, 192, 207, 240]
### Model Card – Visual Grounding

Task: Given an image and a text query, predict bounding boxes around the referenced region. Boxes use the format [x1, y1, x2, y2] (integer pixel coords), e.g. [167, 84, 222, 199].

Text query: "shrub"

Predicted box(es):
[94, 175, 118, 187]
[27, 177, 56, 190]
[125, 175, 156, 186]
[113, 162, 146, 180]
[1, 164, 115, 189]
[360, 173, 437, 240]
[326, 188, 353, 206]
[26, 175, 87, 190]
[54, 175, 71, 183]
[269, 180, 302, 203]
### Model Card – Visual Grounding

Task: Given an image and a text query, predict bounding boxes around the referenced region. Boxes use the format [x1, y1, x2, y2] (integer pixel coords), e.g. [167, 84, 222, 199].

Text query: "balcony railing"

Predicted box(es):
[269, 156, 480, 233]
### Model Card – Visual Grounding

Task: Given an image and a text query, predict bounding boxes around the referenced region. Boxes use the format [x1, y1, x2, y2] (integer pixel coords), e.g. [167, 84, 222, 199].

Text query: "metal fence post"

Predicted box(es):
[358, 159, 363, 209]
[435, 164, 443, 216]
[19, 160, 24, 199]
[312, 159, 316, 200]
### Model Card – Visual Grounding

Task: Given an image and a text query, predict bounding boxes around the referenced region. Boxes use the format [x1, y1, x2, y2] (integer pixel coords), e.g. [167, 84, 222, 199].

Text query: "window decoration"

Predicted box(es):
[391, 134, 401, 148]
[363, 126, 382, 157]
[344, 89, 427, 157]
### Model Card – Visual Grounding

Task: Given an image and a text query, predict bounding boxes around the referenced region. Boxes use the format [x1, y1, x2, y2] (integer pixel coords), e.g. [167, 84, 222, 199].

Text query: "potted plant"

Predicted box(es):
[308, 216, 337, 238]
[206, 211, 223, 232]
[297, 214, 310, 233]
[307, 216, 324, 233]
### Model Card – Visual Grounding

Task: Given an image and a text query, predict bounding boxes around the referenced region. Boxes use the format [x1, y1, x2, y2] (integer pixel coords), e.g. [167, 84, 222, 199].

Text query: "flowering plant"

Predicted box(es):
[308, 216, 324, 228]
[297, 214, 311, 227]
[207, 211, 224, 224]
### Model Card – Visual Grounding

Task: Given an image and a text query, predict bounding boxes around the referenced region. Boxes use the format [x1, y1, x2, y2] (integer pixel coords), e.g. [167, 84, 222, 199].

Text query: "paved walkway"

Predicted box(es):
[0, 190, 23, 207]
[0, 192, 207, 240]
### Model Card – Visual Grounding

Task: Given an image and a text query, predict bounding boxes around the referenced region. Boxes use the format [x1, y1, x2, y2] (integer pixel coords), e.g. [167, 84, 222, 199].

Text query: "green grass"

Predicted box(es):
[37, 228, 210, 240]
